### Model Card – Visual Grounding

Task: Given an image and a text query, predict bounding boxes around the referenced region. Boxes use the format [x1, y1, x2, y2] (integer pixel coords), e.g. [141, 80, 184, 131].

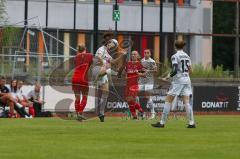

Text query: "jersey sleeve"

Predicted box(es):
[188, 56, 192, 67]
[151, 60, 157, 70]
[27, 90, 33, 99]
[95, 47, 104, 58]
[171, 55, 178, 66]
[5, 86, 10, 93]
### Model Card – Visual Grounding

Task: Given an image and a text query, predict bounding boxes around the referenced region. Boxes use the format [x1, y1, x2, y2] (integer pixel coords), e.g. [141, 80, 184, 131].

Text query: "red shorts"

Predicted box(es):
[72, 68, 89, 92]
[72, 81, 89, 92]
[125, 84, 139, 98]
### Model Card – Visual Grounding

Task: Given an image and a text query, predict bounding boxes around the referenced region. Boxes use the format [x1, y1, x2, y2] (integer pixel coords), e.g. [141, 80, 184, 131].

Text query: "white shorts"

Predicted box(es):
[167, 83, 192, 96]
[92, 65, 109, 86]
[138, 84, 154, 91]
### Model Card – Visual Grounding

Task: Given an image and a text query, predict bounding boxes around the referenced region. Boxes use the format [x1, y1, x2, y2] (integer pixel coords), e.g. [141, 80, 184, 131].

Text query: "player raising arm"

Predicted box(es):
[93, 32, 127, 122]
[151, 39, 195, 128]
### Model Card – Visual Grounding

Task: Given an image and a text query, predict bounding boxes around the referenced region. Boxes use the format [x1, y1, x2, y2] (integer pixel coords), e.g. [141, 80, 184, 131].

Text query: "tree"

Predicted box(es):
[213, 2, 236, 71]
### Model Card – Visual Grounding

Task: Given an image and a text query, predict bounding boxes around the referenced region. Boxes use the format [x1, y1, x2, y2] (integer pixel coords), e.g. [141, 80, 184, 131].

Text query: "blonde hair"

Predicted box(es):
[77, 44, 86, 53]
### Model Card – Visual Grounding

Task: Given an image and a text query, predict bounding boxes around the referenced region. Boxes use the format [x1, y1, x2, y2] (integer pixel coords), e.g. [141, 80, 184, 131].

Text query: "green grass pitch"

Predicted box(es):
[0, 115, 239, 159]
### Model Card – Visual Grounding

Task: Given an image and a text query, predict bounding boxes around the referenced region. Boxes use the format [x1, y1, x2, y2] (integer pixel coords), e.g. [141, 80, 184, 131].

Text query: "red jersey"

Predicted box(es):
[125, 61, 144, 86]
[72, 52, 93, 84]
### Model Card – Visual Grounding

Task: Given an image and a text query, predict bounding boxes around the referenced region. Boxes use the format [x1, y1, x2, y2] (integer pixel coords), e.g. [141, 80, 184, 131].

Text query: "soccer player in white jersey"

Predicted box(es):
[139, 49, 157, 119]
[152, 39, 195, 128]
[94, 32, 126, 122]
[94, 37, 115, 122]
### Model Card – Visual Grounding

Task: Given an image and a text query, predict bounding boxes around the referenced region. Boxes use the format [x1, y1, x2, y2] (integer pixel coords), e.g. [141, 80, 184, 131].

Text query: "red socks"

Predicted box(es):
[128, 101, 143, 117]
[79, 96, 87, 113]
[75, 99, 80, 112]
[134, 102, 143, 113]
[128, 104, 136, 117]
[75, 96, 88, 113]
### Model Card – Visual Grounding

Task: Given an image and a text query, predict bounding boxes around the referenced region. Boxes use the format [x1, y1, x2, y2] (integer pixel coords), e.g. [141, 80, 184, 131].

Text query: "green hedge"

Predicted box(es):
[158, 61, 232, 78]
[191, 64, 231, 78]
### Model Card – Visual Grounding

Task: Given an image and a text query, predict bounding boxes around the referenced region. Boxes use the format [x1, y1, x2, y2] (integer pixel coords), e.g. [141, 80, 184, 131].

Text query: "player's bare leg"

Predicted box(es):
[182, 96, 195, 128]
[1, 94, 29, 118]
[2, 94, 31, 118]
[1, 94, 15, 117]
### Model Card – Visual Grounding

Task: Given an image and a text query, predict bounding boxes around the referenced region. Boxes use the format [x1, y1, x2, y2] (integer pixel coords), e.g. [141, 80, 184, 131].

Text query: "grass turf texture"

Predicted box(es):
[0, 115, 239, 159]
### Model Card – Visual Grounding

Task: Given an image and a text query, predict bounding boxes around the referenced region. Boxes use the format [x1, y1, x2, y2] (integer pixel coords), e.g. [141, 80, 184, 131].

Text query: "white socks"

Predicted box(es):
[160, 100, 195, 126]
[15, 103, 23, 108]
[185, 103, 195, 125]
[99, 93, 109, 115]
[160, 102, 171, 124]
[147, 98, 155, 114]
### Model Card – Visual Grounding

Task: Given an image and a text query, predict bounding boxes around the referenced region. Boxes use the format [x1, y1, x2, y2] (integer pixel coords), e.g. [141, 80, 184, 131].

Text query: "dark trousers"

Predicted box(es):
[33, 102, 42, 117]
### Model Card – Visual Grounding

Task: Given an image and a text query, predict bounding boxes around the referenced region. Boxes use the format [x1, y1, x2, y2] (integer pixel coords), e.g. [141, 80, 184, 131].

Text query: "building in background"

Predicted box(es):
[3, 0, 213, 67]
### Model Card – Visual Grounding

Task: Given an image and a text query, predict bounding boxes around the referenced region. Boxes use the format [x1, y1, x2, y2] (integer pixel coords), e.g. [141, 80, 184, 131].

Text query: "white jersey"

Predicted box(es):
[27, 90, 41, 100]
[139, 57, 156, 84]
[17, 88, 26, 100]
[94, 46, 113, 85]
[95, 46, 112, 65]
[171, 50, 191, 84]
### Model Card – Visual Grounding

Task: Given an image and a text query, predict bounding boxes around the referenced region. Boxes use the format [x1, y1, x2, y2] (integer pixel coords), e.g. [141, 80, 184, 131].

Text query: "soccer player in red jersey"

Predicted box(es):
[125, 51, 145, 119]
[72, 45, 93, 121]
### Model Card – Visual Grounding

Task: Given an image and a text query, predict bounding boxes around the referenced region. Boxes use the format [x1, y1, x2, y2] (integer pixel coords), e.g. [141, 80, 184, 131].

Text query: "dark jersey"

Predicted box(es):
[0, 85, 10, 104]
[0, 85, 10, 94]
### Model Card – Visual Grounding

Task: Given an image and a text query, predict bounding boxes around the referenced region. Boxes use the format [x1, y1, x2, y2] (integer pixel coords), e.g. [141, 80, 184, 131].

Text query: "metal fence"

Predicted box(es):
[0, 52, 75, 84]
